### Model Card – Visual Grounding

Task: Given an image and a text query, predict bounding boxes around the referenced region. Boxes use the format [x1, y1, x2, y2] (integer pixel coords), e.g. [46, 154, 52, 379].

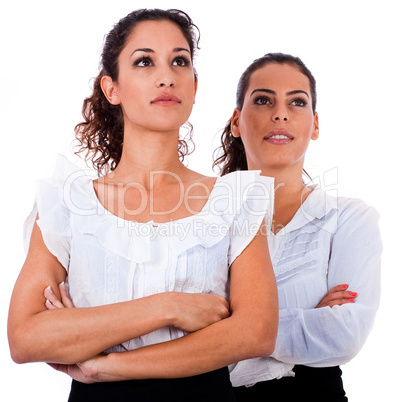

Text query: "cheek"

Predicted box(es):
[182, 76, 196, 99]
[239, 127, 260, 160]
[239, 111, 260, 142]
[116, 84, 134, 106]
[297, 113, 315, 133]
[238, 108, 251, 129]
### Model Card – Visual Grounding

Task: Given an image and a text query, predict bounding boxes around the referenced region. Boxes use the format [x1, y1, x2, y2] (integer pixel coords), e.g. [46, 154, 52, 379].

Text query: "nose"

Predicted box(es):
[158, 80, 174, 88]
[156, 66, 175, 88]
[272, 104, 288, 122]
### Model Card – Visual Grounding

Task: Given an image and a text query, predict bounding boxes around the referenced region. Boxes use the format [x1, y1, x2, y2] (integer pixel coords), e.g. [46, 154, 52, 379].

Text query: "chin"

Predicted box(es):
[151, 116, 190, 132]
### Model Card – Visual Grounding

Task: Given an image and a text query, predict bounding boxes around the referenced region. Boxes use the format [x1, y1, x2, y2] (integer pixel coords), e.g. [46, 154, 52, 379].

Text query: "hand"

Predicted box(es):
[44, 282, 74, 310]
[170, 293, 230, 333]
[44, 284, 229, 332]
[315, 284, 358, 308]
[48, 355, 104, 384]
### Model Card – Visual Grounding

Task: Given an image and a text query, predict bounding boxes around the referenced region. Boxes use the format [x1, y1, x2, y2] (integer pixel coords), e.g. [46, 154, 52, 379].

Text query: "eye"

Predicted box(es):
[134, 56, 153, 67]
[290, 98, 307, 107]
[254, 96, 272, 105]
[172, 56, 191, 67]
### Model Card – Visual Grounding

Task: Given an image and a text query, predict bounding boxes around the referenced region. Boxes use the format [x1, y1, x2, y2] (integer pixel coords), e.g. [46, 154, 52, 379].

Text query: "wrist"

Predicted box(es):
[156, 292, 179, 328]
[95, 353, 120, 382]
[99, 351, 147, 382]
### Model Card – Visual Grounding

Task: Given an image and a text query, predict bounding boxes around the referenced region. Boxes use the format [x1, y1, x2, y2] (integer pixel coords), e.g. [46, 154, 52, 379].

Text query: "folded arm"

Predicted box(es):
[271, 201, 382, 366]
[8, 221, 229, 364]
[49, 223, 278, 383]
[85, 223, 279, 381]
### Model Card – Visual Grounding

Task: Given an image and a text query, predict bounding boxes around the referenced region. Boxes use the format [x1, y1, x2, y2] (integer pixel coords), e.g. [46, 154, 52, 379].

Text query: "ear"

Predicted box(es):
[311, 112, 319, 140]
[193, 76, 198, 104]
[101, 76, 120, 105]
[231, 108, 241, 138]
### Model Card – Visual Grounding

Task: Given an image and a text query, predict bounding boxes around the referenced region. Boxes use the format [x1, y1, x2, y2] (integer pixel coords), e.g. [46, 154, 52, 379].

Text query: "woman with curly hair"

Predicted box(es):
[214, 53, 382, 402]
[8, 9, 278, 402]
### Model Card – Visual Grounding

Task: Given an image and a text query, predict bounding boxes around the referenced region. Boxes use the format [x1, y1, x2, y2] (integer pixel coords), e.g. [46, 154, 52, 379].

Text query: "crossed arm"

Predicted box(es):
[8, 219, 278, 381]
[271, 202, 382, 367]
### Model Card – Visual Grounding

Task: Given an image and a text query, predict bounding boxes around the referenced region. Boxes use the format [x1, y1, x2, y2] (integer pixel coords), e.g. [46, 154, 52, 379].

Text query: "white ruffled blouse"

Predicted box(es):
[229, 187, 382, 387]
[24, 155, 274, 354]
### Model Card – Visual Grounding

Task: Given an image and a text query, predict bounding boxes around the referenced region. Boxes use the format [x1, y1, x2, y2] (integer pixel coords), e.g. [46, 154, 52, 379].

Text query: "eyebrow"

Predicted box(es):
[131, 47, 191, 57]
[250, 89, 309, 98]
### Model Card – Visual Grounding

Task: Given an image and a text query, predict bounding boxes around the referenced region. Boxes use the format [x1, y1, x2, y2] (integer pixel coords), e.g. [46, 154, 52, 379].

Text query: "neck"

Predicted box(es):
[109, 126, 186, 189]
[258, 165, 306, 202]
[259, 164, 313, 234]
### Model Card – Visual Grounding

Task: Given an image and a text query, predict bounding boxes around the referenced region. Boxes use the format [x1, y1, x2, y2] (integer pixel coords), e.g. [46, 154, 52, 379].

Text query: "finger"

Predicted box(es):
[323, 298, 356, 308]
[315, 289, 357, 308]
[317, 297, 356, 308]
[328, 285, 357, 295]
[215, 295, 230, 311]
[327, 284, 349, 294]
[47, 363, 68, 374]
[212, 295, 230, 316]
[59, 282, 74, 308]
[45, 299, 56, 310]
[44, 286, 65, 309]
[323, 290, 358, 303]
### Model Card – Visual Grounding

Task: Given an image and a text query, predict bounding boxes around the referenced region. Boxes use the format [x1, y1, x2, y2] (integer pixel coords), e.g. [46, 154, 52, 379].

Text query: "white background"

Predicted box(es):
[1, 0, 398, 400]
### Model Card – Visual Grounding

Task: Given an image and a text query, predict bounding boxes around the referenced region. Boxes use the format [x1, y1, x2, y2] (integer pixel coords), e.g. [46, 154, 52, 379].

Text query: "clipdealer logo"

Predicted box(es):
[62, 169, 274, 219]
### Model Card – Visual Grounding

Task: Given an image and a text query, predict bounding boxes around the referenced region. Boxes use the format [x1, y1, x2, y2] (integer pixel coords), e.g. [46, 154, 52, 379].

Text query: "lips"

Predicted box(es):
[151, 93, 181, 106]
[264, 130, 293, 144]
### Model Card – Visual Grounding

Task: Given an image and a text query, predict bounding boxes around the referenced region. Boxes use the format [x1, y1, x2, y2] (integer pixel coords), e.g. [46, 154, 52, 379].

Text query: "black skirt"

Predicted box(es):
[68, 366, 236, 402]
[233, 365, 348, 402]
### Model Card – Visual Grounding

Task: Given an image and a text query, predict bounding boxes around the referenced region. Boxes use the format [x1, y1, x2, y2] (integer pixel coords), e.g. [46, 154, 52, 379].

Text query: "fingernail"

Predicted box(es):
[47, 286, 54, 294]
[350, 292, 358, 297]
[60, 281, 65, 288]
[341, 284, 348, 289]
[46, 299, 52, 305]
[349, 298, 355, 303]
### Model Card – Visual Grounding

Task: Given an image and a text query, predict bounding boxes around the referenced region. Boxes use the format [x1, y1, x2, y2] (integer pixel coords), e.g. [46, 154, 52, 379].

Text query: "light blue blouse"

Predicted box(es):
[229, 188, 382, 387]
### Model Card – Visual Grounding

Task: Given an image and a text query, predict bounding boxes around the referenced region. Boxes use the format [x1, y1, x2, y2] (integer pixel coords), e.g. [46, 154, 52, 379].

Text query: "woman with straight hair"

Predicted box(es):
[214, 52, 382, 402]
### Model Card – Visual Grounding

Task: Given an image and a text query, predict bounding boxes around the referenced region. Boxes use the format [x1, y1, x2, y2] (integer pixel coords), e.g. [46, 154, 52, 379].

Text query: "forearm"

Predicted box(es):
[91, 228, 279, 383]
[96, 311, 277, 382]
[272, 201, 382, 367]
[9, 221, 183, 365]
[272, 303, 378, 366]
[9, 293, 172, 365]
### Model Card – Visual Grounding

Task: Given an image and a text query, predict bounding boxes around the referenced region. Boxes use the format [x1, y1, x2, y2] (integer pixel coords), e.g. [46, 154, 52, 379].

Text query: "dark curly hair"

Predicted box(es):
[74, 9, 200, 174]
[213, 53, 316, 177]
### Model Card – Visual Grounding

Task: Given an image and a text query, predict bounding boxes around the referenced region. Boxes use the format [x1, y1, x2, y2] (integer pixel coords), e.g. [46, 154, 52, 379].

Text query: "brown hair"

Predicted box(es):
[213, 53, 317, 177]
[74, 9, 200, 174]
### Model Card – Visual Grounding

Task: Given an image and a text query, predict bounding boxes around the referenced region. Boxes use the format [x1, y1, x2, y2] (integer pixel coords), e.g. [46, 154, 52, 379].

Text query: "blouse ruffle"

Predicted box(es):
[24, 155, 274, 352]
[23, 156, 75, 270]
[24, 155, 274, 267]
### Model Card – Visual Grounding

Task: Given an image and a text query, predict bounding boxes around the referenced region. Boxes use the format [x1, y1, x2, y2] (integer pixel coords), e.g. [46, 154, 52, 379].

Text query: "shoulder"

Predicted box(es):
[308, 188, 379, 224]
[337, 196, 380, 227]
[37, 154, 97, 216]
[327, 195, 381, 245]
[303, 189, 380, 238]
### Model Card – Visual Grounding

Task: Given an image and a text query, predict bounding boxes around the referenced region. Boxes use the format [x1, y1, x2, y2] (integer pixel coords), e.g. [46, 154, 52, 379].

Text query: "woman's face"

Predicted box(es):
[232, 62, 319, 173]
[102, 20, 197, 134]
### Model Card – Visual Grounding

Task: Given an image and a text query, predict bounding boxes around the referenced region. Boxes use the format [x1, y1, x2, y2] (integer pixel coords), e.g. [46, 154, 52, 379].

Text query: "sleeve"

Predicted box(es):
[227, 172, 274, 266]
[271, 199, 382, 367]
[23, 174, 72, 271]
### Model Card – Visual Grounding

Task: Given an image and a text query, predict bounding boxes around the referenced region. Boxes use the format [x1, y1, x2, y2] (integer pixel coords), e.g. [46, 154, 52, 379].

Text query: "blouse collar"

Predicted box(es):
[281, 187, 339, 235]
